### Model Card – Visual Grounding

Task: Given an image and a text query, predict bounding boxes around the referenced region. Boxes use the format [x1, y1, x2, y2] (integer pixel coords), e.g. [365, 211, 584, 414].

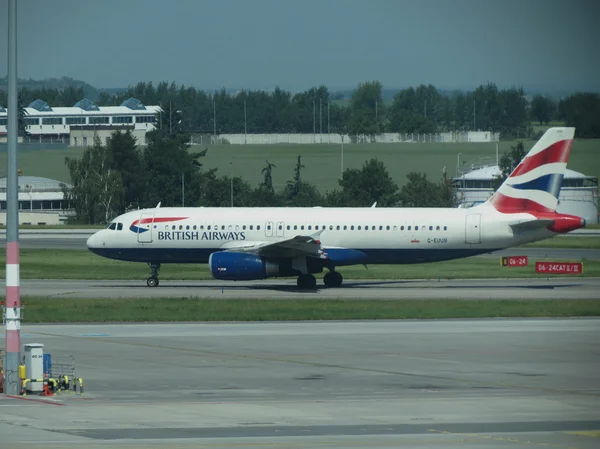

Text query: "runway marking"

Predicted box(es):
[30, 330, 600, 399]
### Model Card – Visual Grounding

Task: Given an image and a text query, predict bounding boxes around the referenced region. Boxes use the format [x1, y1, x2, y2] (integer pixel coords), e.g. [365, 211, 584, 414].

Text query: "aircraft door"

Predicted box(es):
[276, 221, 285, 237]
[465, 214, 482, 244]
[265, 221, 274, 237]
[137, 213, 154, 243]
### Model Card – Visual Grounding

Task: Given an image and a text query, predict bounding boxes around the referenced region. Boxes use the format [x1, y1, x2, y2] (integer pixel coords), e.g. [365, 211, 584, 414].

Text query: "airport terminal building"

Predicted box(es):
[0, 97, 160, 146]
[453, 165, 599, 224]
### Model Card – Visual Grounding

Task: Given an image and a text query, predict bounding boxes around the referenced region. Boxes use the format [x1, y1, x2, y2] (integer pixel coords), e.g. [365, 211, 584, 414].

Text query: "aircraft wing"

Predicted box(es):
[219, 234, 326, 259]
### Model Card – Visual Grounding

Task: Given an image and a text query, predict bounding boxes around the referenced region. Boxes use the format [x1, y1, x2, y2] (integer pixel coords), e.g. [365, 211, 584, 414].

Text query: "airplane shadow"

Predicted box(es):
[91, 279, 584, 294]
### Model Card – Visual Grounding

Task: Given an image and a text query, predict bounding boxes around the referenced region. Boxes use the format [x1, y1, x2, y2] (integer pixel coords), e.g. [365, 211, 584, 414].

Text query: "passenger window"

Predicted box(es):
[365, 226, 368, 231]
[243, 225, 246, 230]
[301, 225, 304, 230]
[208, 225, 211, 230]
[179, 225, 183, 230]
[393, 225, 397, 231]
[228, 225, 233, 231]
[193, 225, 197, 230]
[415, 226, 419, 231]
[278, 224, 282, 230]
[249, 225, 253, 230]
[236, 225, 240, 231]
[351, 225, 354, 230]
[386, 226, 390, 230]
[117, 223, 123, 231]
[408, 226, 412, 231]
[436, 226, 440, 231]
[429, 226, 433, 231]
[379, 226, 383, 230]
[267, 225, 272, 230]
[308, 225, 312, 230]
[444, 226, 448, 231]
[294, 225, 298, 230]
[358, 226, 361, 230]
[286, 225, 290, 230]
[222, 225, 226, 230]
[257, 225, 261, 230]
[315, 225, 319, 230]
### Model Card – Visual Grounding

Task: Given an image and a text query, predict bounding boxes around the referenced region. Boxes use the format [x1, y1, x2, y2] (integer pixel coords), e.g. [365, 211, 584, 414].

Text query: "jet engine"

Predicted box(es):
[208, 251, 322, 281]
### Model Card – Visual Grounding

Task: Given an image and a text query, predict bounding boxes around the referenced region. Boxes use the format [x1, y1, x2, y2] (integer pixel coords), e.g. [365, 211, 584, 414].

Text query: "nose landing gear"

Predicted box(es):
[147, 263, 160, 287]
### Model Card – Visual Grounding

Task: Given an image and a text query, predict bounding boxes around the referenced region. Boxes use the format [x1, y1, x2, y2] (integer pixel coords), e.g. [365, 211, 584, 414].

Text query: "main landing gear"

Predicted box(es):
[323, 270, 343, 288]
[296, 270, 344, 289]
[297, 273, 317, 289]
[147, 263, 160, 287]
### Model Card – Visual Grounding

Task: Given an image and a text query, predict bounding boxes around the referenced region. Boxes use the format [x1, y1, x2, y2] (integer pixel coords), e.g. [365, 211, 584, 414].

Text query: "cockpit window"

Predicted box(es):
[108, 222, 116, 230]
[117, 223, 123, 231]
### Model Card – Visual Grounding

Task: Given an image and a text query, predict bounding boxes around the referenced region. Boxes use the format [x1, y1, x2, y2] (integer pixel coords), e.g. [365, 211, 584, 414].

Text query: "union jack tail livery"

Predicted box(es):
[488, 127, 575, 214]
[487, 127, 585, 234]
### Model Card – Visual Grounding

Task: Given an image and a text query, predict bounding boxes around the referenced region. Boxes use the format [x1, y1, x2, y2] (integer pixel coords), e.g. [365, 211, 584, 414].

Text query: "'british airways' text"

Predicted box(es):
[157, 231, 246, 241]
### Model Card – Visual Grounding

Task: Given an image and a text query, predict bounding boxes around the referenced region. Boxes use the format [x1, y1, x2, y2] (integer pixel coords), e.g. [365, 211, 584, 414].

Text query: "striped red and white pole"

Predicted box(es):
[5, 242, 21, 393]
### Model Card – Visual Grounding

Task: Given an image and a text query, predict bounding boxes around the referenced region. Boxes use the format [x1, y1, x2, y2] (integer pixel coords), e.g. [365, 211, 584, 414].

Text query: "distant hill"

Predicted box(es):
[0, 76, 100, 101]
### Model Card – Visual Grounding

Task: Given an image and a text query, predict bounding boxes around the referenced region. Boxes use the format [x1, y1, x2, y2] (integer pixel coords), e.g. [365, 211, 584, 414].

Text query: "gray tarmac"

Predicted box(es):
[1, 319, 599, 448]
[14, 277, 600, 299]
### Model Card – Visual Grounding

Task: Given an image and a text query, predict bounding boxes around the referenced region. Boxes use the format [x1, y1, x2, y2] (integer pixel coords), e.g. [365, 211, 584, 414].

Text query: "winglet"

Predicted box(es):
[371, 202, 377, 208]
[156, 202, 162, 208]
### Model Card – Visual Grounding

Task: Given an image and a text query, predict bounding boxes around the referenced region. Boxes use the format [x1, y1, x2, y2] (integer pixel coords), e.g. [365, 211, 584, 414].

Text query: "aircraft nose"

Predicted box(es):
[86, 231, 103, 250]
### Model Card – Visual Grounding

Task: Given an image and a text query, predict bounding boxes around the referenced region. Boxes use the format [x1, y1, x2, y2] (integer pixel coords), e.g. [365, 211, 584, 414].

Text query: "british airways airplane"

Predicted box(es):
[86, 127, 585, 289]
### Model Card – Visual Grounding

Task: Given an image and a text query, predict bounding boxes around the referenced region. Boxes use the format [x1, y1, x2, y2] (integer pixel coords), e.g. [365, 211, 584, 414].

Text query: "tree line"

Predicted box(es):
[2, 81, 599, 138]
[63, 128, 458, 224]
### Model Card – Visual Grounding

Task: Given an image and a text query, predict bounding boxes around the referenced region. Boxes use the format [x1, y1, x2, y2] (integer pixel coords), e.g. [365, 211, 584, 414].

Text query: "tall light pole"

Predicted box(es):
[213, 99, 216, 142]
[181, 172, 185, 207]
[4, 0, 21, 396]
[319, 98, 322, 143]
[327, 101, 330, 136]
[230, 161, 234, 207]
[312, 100, 316, 143]
[456, 152, 463, 177]
[244, 99, 247, 145]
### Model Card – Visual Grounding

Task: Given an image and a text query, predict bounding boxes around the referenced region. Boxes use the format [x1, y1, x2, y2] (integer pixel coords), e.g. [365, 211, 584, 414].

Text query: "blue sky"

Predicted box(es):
[0, 0, 598, 91]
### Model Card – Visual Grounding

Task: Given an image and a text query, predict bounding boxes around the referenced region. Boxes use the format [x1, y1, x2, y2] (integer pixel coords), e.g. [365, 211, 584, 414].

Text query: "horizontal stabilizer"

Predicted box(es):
[510, 219, 554, 232]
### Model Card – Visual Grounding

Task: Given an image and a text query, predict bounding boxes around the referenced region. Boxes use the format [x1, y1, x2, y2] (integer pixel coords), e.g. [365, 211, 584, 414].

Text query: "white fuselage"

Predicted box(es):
[86, 204, 553, 266]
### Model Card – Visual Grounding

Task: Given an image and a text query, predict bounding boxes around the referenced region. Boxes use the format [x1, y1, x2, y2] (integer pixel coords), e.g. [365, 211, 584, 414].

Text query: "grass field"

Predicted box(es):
[12, 138, 600, 193]
[20, 298, 600, 323]
[2, 249, 596, 281]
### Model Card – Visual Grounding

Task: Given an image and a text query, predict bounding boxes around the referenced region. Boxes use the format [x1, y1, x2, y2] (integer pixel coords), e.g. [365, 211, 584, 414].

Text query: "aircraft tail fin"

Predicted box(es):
[487, 127, 575, 214]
